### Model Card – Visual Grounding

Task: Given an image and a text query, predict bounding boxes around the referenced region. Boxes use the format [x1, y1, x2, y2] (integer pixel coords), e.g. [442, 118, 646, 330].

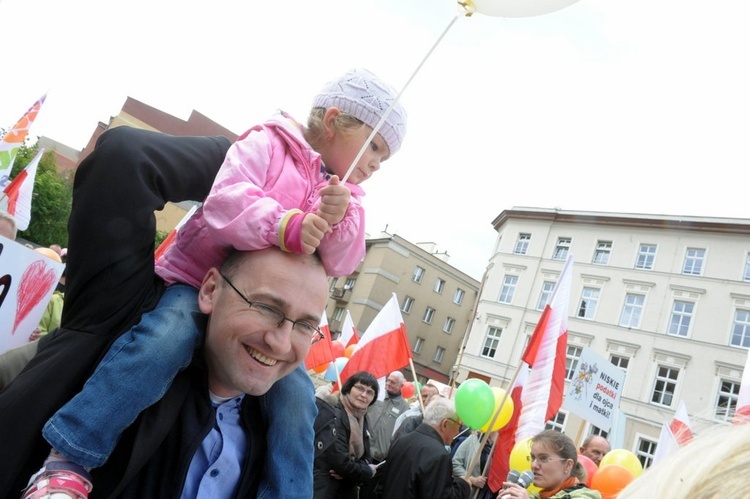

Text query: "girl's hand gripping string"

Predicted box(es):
[316, 175, 351, 227]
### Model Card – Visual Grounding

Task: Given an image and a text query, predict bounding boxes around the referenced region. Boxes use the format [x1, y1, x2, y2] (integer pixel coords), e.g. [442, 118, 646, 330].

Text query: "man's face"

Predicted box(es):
[420, 386, 438, 407]
[198, 249, 328, 398]
[0, 219, 14, 240]
[581, 437, 610, 466]
[385, 373, 403, 396]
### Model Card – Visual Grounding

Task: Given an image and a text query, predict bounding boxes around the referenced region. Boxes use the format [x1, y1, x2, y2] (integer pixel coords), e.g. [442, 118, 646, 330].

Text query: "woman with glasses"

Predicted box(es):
[314, 371, 380, 499]
[499, 430, 601, 499]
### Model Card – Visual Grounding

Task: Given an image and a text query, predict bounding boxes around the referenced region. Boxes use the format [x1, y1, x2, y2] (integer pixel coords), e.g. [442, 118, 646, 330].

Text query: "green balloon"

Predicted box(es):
[454, 379, 494, 429]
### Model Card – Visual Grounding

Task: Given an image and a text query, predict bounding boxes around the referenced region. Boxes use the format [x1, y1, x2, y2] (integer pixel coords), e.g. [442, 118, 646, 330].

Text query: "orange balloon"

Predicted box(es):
[590, 464, 634, 497]
[344, 344, 356, 358]
[312, 362, 330, 374]
[34, 247, 62, 263]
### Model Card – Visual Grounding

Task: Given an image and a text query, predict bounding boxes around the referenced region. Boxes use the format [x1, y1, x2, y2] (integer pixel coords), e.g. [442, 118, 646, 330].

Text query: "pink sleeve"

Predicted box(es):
[201, 130, 290, 251]
[315, 194, 366, 277]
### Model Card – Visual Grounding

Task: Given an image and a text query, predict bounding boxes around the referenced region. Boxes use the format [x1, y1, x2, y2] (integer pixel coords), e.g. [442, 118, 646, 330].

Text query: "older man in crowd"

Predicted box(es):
[579, 435, 611, 466]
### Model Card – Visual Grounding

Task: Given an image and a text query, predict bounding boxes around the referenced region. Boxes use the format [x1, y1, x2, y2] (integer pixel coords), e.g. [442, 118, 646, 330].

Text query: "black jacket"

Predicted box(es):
[313, 397, 374, 499]
[381, 423, 470, 499]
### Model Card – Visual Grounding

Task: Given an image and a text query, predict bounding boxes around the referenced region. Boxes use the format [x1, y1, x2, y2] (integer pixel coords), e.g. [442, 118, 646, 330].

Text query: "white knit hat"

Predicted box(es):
[312, 68, 407, 157]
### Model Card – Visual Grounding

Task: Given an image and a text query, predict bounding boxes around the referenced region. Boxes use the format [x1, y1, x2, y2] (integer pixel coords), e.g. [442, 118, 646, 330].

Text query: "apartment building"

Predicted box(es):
[454, 207, 750, 467]
[327, 233, 480, 383]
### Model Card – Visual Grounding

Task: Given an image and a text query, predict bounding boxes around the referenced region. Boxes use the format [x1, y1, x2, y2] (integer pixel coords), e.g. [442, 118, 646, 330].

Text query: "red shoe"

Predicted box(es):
[22, 461, 92, 499]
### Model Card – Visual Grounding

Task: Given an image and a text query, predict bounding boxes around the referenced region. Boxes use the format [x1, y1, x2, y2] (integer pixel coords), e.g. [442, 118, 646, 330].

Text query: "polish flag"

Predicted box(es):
[515, 255, 573, 441]
[487, 365, 529, 492]
[733, 346, 750, 424]
[154, 204, 199, 261]
[2, 148, 44, 231]
[338, 293, 411, 385]
[338, 310, 359, 348]
[653, 400, 694, 464]
[305, 310, 334, 371]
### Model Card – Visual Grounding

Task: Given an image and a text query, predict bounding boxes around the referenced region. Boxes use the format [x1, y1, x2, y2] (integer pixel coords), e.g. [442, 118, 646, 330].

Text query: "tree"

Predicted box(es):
[4, 138, 73, 246]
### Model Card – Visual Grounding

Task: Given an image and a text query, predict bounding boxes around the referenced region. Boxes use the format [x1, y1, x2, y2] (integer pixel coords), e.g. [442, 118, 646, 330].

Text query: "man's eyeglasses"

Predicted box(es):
[445, 418, 461, 427]
[220, 272, 324, 344]
[527, 455, 567, 465]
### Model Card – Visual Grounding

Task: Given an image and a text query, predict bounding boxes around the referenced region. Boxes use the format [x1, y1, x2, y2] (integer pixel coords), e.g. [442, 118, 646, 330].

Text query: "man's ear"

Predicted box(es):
[198, 268, 220, 314]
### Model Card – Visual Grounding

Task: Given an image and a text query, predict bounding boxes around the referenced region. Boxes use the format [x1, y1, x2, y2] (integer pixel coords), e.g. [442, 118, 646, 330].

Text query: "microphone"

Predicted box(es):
[516, 470, 534, 489]
[504, 470, 521, 487]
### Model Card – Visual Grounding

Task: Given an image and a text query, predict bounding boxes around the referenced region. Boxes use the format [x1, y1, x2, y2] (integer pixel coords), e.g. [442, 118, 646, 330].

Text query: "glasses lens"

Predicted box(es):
[251, 302, 285, 326]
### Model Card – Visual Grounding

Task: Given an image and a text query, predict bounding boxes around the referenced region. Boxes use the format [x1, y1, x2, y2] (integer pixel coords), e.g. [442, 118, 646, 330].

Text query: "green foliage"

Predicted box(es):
[155, 229, 170, 249]
[5, 140, 73, 246]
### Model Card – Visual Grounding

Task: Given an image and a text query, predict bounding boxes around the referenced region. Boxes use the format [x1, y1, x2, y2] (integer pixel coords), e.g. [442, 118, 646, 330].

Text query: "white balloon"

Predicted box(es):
[464, 0, 580, 18]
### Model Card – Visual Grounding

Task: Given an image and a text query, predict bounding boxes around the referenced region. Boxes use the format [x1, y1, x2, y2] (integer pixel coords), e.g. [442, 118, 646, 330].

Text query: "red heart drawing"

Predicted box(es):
[14, 259, 57, 334]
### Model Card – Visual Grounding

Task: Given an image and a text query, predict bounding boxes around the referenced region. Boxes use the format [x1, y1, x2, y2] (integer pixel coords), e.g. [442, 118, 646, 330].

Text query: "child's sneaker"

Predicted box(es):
[22, 461, 92, 499]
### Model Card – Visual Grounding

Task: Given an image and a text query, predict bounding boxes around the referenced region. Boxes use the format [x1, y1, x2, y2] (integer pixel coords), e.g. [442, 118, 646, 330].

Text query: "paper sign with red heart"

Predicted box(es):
[13, 259, 57, 334]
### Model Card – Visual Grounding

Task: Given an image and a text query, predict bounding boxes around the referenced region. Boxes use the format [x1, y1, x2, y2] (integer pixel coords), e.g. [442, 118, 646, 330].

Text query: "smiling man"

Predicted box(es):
[0, 127, 328, 499]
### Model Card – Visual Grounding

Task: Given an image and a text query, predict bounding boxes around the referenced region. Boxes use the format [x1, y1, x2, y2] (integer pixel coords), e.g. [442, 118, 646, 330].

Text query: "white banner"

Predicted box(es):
[0, 237, 65, 354]
[562, 346, 625, 431]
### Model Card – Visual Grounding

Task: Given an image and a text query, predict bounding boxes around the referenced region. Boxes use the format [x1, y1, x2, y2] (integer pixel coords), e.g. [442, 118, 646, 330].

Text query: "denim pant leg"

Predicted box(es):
[257, 364, 317, 499]
[43, 285, 203, 468]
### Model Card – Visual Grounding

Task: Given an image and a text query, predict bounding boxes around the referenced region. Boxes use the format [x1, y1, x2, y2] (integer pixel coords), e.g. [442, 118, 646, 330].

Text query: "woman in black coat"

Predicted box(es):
[313, 371, 380, 499]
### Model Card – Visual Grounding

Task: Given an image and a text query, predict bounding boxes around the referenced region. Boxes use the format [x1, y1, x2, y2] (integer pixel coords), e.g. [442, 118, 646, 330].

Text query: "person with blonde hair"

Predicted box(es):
[618, 423, 750, 498]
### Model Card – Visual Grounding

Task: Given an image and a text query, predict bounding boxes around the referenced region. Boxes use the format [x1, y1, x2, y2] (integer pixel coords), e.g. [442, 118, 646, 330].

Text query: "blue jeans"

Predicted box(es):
[43, 284, 203, 468]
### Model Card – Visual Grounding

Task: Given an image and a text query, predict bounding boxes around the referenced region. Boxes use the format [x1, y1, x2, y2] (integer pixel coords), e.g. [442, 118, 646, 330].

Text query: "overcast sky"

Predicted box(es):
[2, 0, 748, 280]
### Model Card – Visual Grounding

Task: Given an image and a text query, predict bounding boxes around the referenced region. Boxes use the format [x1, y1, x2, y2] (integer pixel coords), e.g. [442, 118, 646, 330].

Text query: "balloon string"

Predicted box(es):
[341, 12, 462, 183]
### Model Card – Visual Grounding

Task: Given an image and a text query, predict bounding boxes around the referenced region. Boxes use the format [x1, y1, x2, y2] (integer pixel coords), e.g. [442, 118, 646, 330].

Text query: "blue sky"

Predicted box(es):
[2, 0, 749, 279]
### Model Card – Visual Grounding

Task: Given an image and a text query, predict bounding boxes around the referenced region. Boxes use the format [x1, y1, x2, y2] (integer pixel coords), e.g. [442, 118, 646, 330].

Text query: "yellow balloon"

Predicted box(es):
[599, 449, 643, 478]
[509, 437, 533, 472]
[463, 0, 579, 18]
[479, 387, 515, 432]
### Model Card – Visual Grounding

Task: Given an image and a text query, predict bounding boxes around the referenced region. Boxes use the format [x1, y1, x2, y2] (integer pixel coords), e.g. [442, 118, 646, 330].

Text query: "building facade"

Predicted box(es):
[455, 207, 750, 467]
[327, 233, 480, 383]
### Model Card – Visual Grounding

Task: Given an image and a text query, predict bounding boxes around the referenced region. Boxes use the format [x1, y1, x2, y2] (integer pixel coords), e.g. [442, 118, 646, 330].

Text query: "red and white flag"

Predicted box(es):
[339, 310, 359, 348]
[733, 346, 750, 424]
[2, 148, 44, 231]
[1, 94, 47, 188]
[515, 255, 573, 442]
[338, 293, 411, 385]
[304, 309, 334, 371]
[487, 365, 529, 491]
[154, 204, 199, 261]
[653, 400, 693, 464]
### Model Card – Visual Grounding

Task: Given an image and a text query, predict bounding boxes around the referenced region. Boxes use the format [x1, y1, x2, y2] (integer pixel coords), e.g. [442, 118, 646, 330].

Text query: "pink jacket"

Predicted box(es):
[155, 114, 365, 287]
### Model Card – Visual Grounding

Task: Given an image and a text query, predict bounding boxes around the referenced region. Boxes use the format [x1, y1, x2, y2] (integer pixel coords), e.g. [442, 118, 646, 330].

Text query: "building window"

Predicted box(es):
[668, 300, 694, 337]
[619, 293, 645, 329]
[565, 345, 583, 380]
[589, 425, 609, 439]
[553, 237, 571, 260]
[537, 281, 555, 310]
[514, 233, 531, 255]
[443, 317, 455, 334]
[412, 266, 425, 283]
[578, 287, 600, 320]
[344, 278, 356, 290]
[453, 288, 465, 305]
[651, 366, 679, 407]
[592, 240, 612, 265]
[422, 307, 435, 324]
[434, 346, 445, 363]
[609, 354, 630, 375]
[715, 379, 740, 421]
[333, 306, 345, 321]
[481, 327, 503, 358]
[635, 244, 657, 270]
[545, 411, 567, 432]
[745, 253, 750, 282]
[498, 275, 518, 304]
[413, 337, 424, 354]
[434, 278, 445, 294]
[401, 296, 414, 314]
[731, 309, 750, 348]
[682, 248, 706, 276]
[636, 437, 657, 469]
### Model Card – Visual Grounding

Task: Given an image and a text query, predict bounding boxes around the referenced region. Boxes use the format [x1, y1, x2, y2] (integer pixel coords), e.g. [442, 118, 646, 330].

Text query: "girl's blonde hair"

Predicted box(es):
[305, 107, 367, 152]
[618, 423, 750, 497]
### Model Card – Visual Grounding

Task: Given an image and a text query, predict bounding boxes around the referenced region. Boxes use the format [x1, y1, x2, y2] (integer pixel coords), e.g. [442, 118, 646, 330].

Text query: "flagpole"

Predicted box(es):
[408, 358, 426, 415]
